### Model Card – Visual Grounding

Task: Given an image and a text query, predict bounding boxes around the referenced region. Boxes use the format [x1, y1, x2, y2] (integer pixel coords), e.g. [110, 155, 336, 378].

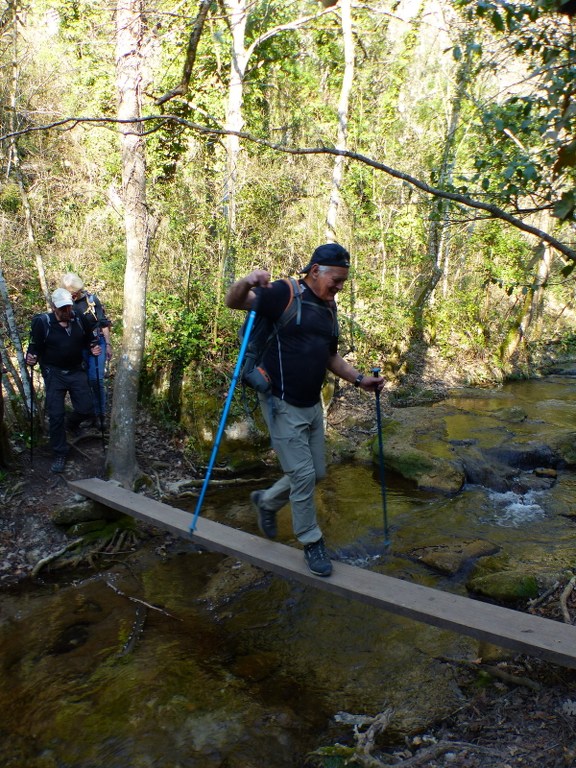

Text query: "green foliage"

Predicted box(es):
[144, 287, 215, 369]
[2, 0, 575, 433]
[0, 183, 21, 213]
[455, 0, 576, 222]
[306, 744, 358, 768]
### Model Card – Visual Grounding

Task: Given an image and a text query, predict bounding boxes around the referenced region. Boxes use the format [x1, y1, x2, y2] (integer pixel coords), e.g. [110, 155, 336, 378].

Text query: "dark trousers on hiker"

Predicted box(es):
[257, 394, 326, 544]
[42, 366, 94, 456]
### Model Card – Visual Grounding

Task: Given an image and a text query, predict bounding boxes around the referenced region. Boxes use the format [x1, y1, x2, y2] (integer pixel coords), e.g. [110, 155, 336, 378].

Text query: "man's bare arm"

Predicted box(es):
[225, 269, 271, 310]
[327, 353, 384, 392]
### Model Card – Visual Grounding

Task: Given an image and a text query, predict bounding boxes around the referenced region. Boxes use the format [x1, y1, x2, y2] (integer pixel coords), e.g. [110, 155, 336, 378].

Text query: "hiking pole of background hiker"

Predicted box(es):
[190, 309, 257, 532]
[91, 333, 106, 450]
[372, 366, 390, 546]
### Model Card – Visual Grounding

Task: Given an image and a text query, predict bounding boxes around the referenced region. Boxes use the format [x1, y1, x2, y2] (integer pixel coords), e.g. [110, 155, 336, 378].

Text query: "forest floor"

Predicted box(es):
[1, 383, 576, 767]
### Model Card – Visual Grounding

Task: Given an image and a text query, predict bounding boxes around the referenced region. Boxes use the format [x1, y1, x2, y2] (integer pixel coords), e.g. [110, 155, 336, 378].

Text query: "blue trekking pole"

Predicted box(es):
[190, 309, 257, 532]
[372, 367, 390, 546]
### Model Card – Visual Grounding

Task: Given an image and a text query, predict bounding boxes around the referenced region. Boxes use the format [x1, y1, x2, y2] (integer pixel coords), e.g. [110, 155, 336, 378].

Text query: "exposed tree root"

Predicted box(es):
[31, 537, 84, 576]
[438, 656, 542, 691]
[390, 740, 504, 767]
[560, 575, 576, 624]
[32, 527, 142, 575]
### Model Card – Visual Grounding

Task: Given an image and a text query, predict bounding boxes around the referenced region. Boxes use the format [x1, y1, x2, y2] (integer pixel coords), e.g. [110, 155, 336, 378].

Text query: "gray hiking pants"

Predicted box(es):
[257, 395, 326, 544]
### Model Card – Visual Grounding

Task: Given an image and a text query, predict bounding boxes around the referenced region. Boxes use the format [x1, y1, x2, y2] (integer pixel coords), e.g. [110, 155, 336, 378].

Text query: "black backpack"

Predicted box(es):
[239, 277, 303, 394]
[239, 276, 339, 395]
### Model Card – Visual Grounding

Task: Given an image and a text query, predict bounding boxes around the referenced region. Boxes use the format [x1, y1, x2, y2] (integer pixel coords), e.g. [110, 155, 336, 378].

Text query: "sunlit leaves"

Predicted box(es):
[453, 0, 576, 222]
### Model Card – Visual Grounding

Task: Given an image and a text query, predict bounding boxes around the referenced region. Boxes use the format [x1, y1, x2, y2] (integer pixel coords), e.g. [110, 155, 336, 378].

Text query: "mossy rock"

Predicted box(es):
[411, 539, 500, 575]
[548, 431, 576, 466]
[492, 406, 527, 423]
[466, 571, 539, 602]
[378, 442, 465, 493]
[470, 553, 511, 576]
[67, 519, 111, 536]
[76, 515, 138, 545]
[53, 500, 123, 526]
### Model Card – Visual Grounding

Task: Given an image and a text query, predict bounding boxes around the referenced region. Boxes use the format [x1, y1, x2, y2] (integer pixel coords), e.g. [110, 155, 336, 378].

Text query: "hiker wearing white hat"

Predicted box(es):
[25, 288, 101, 473]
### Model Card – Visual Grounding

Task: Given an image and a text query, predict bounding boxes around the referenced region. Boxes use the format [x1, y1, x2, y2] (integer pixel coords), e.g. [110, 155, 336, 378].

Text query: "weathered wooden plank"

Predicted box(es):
[69, 477, 576, 669]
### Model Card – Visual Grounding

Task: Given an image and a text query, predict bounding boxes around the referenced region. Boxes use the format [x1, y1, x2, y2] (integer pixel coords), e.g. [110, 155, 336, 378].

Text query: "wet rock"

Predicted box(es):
[368, 395, 567, 495]
[200, 558, 269, 606]
[548, 431, 576, 466]
[492, 406, 527, 422]
[411, 539, 500, 576]
[483, 442, 560, 471]
[466, 570, 539, 602]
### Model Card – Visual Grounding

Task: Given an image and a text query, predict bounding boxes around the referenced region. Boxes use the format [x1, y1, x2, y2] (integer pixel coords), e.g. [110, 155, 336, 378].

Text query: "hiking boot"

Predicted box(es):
[304, 537, 332, 577]
[250, 490, 277, 539]
[51, 455, 67, 473]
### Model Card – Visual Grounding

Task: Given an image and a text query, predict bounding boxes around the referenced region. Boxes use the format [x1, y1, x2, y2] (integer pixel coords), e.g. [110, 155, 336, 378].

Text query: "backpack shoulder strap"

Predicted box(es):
[277, 277, 303, 330]
[42, 312, 51, 339]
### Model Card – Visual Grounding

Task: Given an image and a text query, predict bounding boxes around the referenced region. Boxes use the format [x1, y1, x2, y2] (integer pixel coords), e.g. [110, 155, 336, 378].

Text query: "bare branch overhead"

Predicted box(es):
[2, 113, 574, 263]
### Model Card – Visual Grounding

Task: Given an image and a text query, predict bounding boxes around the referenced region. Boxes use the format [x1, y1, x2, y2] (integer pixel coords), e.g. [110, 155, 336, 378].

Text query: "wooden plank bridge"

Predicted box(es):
[69, 477, 576, 669]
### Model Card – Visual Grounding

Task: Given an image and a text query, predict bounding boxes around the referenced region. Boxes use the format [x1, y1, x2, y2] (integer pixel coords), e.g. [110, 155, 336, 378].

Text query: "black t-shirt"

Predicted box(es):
[27, 312, 94, 369]
[255, 279, 338, 407]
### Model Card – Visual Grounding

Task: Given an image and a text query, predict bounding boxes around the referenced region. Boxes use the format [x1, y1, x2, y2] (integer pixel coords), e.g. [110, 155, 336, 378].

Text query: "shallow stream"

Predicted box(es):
[1, 376, 576, 767]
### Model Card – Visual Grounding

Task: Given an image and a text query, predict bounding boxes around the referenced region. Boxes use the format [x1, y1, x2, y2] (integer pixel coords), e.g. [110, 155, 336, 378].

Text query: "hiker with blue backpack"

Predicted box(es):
[225, 243, 384, 578]
[25, 288, 102, 473]
[60, 272, 112, 424]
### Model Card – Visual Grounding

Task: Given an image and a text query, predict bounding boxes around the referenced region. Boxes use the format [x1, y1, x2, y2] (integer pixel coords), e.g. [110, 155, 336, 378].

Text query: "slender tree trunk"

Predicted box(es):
[0, 366, 9, 467]
[221, 0, 248, 286]
[326, 0, 353, 241]
[0, 265, 31, 413]
[427, 22, 474, 305]
[502, 228, 553, 365]
[106, 0, 155, 488]
[6, 0, 50, 307]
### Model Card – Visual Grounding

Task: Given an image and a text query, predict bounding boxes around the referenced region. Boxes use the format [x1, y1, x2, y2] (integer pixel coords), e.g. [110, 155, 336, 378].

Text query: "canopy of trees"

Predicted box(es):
[0, 0, 574, 481]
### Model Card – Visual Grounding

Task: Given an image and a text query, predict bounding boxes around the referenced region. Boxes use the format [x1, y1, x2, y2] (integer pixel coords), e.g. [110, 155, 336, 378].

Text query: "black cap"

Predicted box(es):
[300, 243, 351, 273]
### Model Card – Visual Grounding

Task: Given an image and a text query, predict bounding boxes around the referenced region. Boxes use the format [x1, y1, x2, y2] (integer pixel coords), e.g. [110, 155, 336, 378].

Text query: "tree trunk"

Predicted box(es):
[0, 366, 10, 468]
[0, 264, 31, 416]
[325, 0, 353, 241]
[502, 238, 553, 365]
[427, 20, 475, 304]
[6, 0, 50, 307]
[221, 0, 248, 286]
[106, 0, 155, 488]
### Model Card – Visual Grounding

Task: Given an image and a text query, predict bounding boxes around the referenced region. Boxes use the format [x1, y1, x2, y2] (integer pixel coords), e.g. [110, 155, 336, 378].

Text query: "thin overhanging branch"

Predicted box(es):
[245, 5, 338, 61]
[154, 0, 212, 106]
[2, 113, 575, 262]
